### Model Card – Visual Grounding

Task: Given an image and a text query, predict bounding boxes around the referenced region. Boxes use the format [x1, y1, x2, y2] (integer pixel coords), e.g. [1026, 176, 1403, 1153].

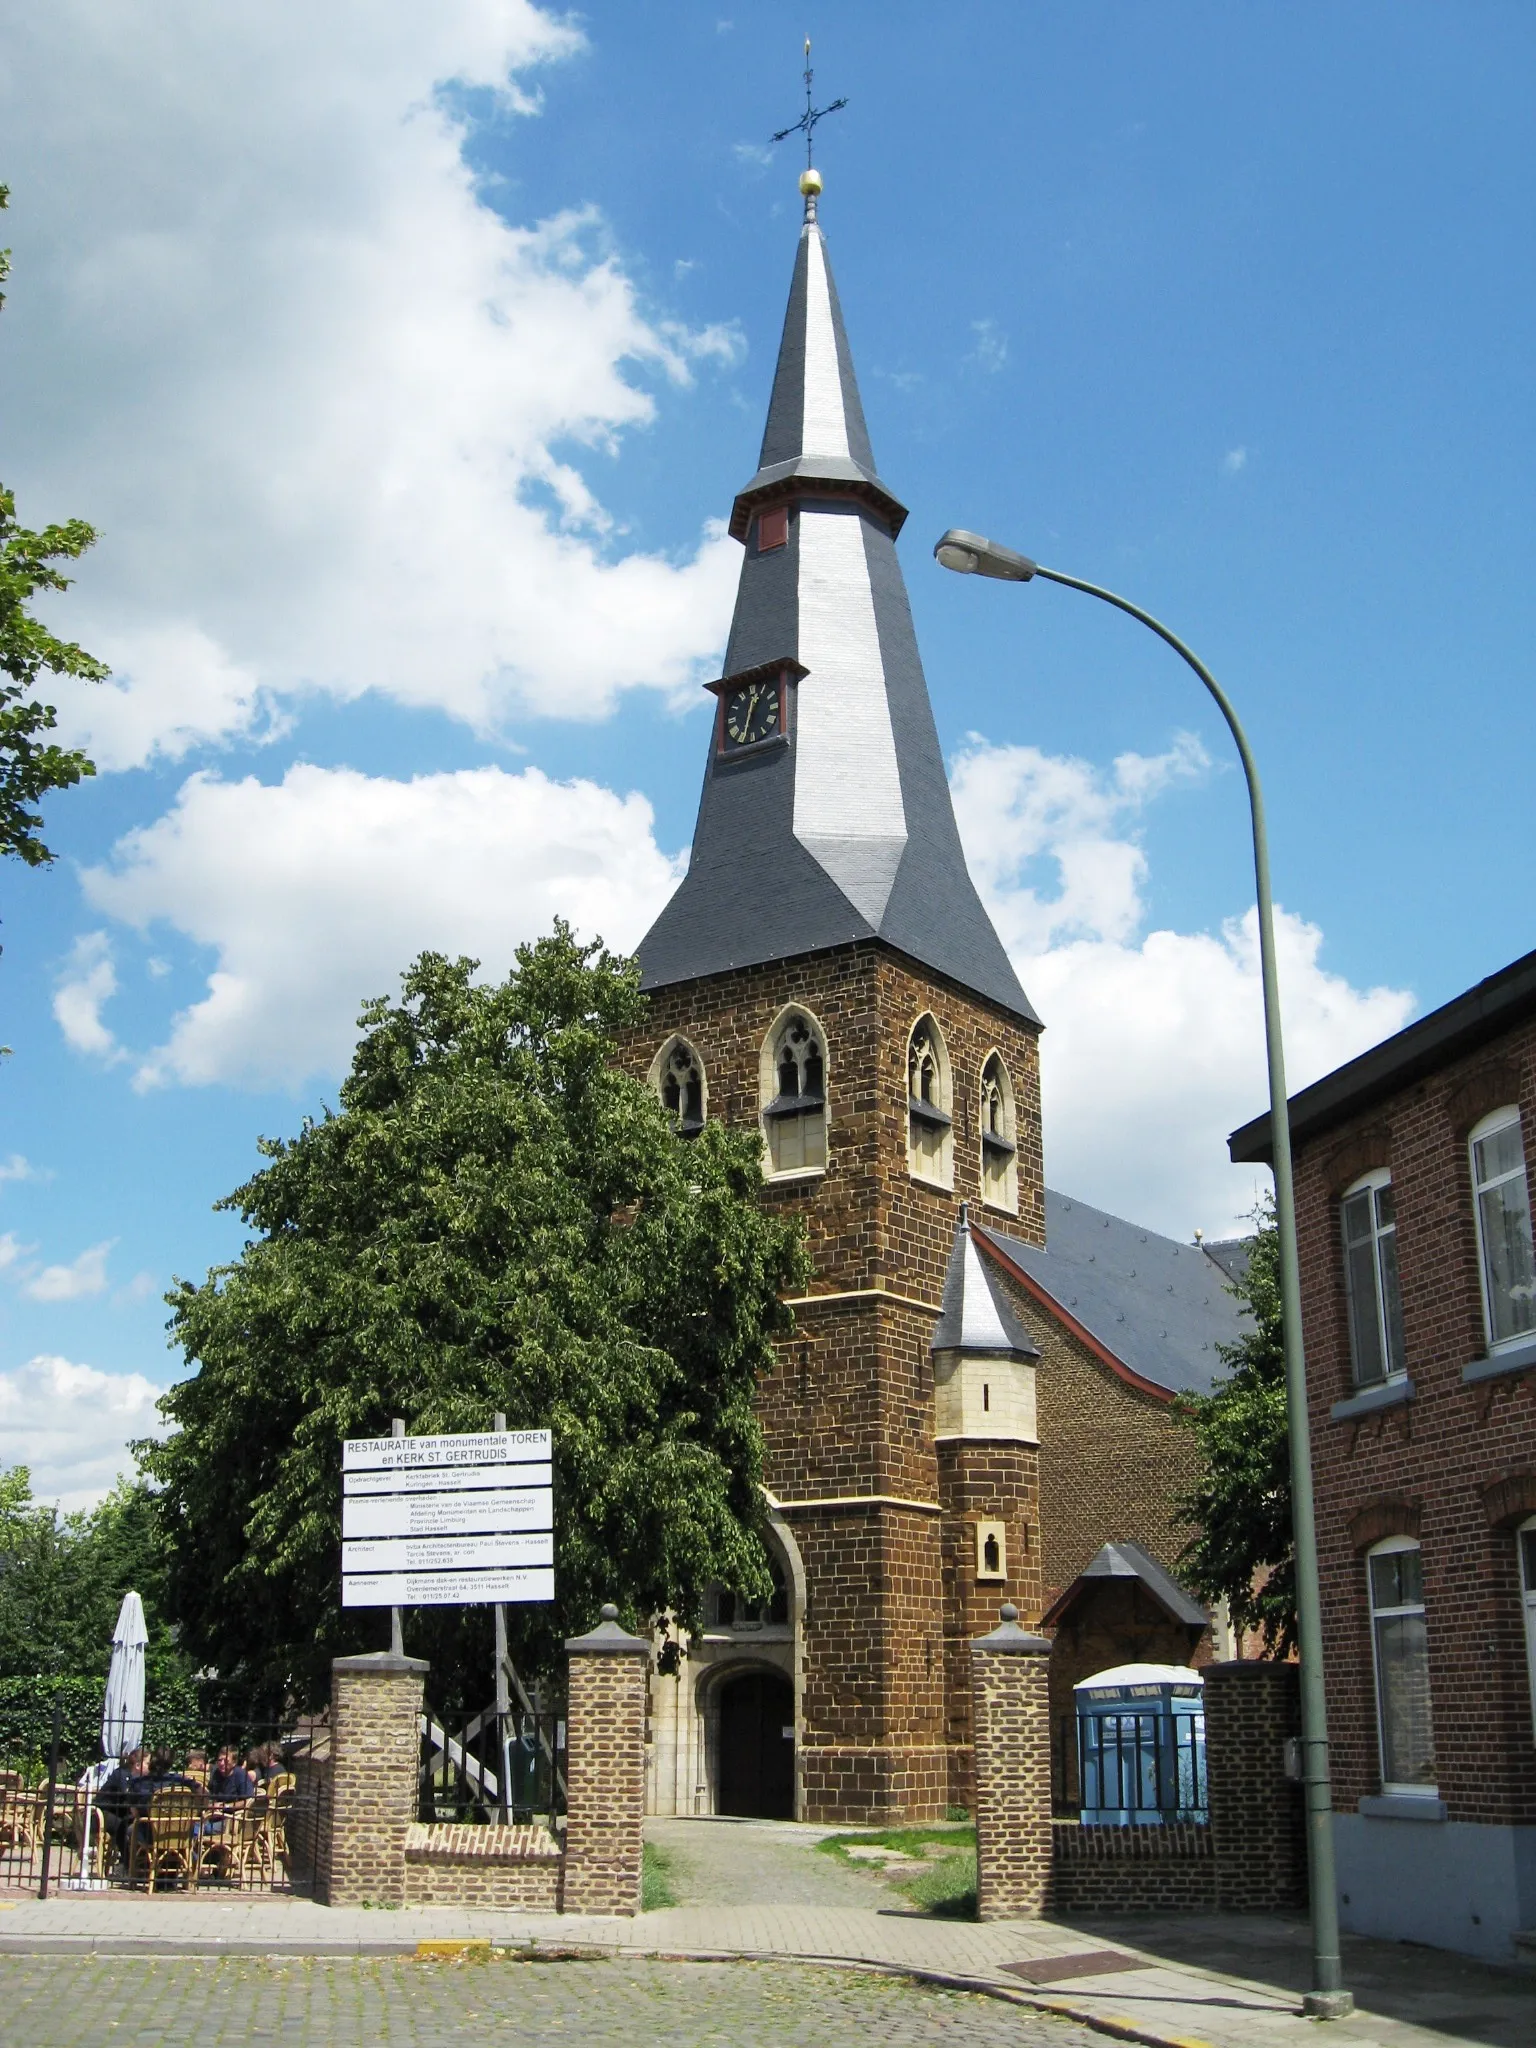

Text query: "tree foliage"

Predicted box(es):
[1174, 1198, 1296, 1655]
[0, 1466, 184, 1684]
[142, 930, 810, 1711]
[0, 185, 107, 868]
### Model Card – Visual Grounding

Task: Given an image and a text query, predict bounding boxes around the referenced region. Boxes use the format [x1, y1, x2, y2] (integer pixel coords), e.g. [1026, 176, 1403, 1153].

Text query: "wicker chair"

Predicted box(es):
[129, 1789, 204, 1892]
[226, 1803, 272, 1889]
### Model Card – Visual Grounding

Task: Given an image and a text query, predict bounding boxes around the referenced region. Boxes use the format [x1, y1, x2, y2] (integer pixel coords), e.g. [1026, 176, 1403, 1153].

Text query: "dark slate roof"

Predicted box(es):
[1041, 1539, 1209, 1631]
[1229, 945, 1536, 1164]
[974, 1189, 1249, 1399]
[932, 1206, 1040, 1359]
[635, 192, 1038, 1027]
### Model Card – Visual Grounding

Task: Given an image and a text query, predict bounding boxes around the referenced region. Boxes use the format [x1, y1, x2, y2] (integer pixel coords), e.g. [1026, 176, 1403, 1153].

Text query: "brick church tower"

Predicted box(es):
[625, 177, 1046, 1824]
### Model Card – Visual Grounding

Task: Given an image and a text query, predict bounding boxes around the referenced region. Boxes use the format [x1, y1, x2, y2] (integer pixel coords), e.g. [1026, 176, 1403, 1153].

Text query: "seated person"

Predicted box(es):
[129, 1748, 201, 1808]
[184, 1749, 211, 1791]
[208, 1745, 256, 1803]
[95, 1746, 148, 1867]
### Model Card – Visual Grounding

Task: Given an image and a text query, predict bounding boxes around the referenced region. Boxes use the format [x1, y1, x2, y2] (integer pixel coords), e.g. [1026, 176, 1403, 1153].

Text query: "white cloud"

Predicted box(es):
[0, 1234, 31, 1273]
[1, 2, 741, 768]
[0, 1156, 37, 1184]
[0, 1356, 168, 1513]
[970, 318, 1009, 373]
[22, 1241, 116, 1304]
[1222, 446, 1248, 474]
[78, 761, 684, 1092]
[953, 735, 1415, 1237]
[52, 933, 125, 1062]
[734, 142, 774, 168]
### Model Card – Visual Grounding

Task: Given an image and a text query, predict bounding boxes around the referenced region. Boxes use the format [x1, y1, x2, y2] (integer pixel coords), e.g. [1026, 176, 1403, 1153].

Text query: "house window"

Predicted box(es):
[650, 1036, 706, 1137]
[907, 1015, 954, 1189]
[1521, 1518, 1536, 1744]
[1367, 1538, 1436, 1794]
[1470, 1108, 1536, 1352]
[979, 1052, 1018, 1214]
[1341, 1171, 1406, 1387]
[762, 1009, 827, 1177]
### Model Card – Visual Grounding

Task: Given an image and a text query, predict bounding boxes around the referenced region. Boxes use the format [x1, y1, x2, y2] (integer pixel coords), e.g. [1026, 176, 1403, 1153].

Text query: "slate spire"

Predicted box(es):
[933, 1205, 1040, 1361]
[636, 186, 1038, 1025]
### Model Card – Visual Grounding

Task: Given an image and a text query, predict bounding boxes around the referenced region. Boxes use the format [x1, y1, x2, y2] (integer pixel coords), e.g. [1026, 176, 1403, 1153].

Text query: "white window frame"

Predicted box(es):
[759, 1006, 829, 1182]
[1366, 1535, 1437, 1797]
[1340, 1169, 1406, 1388]
[978, 1051, 1019, 1216]
[906, 1014, 954, 1190]
[1520, 1515, 1536, 1746]
[1469, 1107, 1536, 1355]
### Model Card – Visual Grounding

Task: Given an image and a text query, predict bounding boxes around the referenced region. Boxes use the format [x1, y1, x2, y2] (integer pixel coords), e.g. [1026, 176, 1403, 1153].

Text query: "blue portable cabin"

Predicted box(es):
[1075, 1663, 1207, 1825]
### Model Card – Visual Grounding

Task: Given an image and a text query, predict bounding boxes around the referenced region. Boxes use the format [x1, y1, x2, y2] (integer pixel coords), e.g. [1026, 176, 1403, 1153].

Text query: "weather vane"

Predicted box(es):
[771, 38, 846, 177]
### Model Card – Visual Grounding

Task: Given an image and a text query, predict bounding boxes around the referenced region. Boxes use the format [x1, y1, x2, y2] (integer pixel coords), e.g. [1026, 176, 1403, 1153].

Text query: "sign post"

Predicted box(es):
[493, 1411, 514, 1820]
[389, 1417, 405, 1656]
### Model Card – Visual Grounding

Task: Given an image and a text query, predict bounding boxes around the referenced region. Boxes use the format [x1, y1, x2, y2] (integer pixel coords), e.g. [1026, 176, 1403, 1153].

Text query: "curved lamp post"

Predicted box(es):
[934, 528, 1351, 2019]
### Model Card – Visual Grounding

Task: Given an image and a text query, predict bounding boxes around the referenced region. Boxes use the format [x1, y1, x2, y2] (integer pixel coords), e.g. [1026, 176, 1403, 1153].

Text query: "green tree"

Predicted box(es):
[1174, 1198, 1296, 1655]
[0, 1466, 183, 1683]
[0, 185, 108, 868]
[142, 929, 810, 1711]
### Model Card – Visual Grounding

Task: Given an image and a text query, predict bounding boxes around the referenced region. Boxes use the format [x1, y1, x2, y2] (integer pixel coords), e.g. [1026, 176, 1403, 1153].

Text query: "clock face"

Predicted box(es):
[722, 679, 781, 750]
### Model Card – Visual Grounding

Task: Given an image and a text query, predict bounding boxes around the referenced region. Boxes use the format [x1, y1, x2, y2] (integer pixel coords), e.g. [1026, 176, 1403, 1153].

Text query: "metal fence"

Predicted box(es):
[1078, 1707, 1208, 1824]
[0, 1707, 327, 1898]
[420, 1702, 565, 1827]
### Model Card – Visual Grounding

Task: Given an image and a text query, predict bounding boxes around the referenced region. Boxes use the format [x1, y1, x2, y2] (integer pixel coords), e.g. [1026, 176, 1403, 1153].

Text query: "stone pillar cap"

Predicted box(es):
[971, 1602, 1051, 1654]
[332, 1650, 430, 1676]
[565, 1602, 650, 1656]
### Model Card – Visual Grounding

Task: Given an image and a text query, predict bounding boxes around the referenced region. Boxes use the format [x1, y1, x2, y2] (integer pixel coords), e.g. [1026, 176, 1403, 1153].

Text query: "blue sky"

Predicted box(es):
[0, 2, 1531, 1504]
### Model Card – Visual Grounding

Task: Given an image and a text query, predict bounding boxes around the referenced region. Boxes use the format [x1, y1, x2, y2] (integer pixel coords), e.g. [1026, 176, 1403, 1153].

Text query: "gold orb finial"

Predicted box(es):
[799, 166, 823, 198]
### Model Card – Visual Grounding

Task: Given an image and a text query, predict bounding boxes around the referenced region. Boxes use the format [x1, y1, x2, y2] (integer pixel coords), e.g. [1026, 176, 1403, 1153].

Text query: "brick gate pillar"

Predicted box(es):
[560, 1604, 650, 1915]
[970, 1602, 1053, 1920]
[323, 1649, 428, 1906]
[1204, 1659, 1307, 1909]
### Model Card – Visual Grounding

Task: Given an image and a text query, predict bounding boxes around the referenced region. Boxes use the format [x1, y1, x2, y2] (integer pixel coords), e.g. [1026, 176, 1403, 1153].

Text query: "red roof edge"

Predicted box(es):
[973, 1229, 1174, 1406]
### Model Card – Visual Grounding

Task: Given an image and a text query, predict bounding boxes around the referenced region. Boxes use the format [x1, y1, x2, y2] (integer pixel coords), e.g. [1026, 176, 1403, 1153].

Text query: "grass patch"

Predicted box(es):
[816, 1824, 977, 1920]
[641, 1839, 679, 1911]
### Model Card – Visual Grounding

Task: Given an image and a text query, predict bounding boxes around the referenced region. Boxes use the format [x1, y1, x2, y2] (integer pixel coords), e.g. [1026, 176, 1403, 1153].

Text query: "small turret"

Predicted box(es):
[932, 1205, 1040, 1443]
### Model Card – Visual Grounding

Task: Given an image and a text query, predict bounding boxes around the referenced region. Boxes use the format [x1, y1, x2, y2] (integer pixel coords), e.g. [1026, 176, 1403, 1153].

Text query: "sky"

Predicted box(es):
[0, 2, 1530, 1507]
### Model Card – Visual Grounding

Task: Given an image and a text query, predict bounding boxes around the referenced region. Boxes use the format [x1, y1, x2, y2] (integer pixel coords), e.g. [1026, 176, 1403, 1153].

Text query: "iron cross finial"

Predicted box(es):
[770, 37, 847, 172]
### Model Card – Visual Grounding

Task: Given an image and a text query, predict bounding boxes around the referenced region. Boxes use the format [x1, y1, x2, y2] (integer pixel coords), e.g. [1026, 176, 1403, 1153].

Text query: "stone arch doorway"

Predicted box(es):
[716, 1667, 795, 1818]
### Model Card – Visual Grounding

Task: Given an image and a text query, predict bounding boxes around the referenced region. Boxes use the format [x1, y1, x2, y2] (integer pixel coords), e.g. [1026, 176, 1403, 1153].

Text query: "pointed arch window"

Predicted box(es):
[650, 1036, 706, 1138]
[979, 1052, 1018, 1214]
[907, 1015, 954, 1189]
[762, 1009, 827, 1177]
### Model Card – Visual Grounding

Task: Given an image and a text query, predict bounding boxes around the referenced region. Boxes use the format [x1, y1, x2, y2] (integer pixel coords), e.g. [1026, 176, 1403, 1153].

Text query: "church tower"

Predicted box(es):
[626, 175, 1045, 1824]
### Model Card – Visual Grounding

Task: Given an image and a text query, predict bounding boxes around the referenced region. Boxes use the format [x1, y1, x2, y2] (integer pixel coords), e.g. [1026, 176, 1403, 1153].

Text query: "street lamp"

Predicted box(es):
[936, 527, 1352, 2020]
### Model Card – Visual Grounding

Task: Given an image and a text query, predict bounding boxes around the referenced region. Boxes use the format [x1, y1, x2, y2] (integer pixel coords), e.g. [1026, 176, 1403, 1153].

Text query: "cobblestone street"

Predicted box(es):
[1, 1954, 1102, 2047]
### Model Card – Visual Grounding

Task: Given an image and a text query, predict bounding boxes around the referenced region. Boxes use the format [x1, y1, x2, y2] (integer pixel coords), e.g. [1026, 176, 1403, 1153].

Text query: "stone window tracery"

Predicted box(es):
[906, 1015, 953, 1188]
[761, 1009, 827, 1177]
[650, 1036, 706, 1137]
[979, 1051, 1018, 1214]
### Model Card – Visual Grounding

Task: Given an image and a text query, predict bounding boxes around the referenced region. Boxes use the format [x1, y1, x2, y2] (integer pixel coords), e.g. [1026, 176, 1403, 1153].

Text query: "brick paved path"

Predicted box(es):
[2, 1954, 1103, 2047]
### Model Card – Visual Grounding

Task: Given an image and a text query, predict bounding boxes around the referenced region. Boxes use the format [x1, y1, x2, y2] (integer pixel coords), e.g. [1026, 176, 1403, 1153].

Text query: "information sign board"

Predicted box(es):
[339, 1429, 554, 1609]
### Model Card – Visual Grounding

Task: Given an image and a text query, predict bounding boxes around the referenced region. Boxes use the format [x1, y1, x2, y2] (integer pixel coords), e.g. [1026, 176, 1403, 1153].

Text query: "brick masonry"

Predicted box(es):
[970, 1611, 1054, 1919]
[1051, 1820, 1216, 1912]
[560, 1615, 650, 1915]
[403, 1822, 561, 1909]
[1204, 1660, 1306, 1909]
[1288, 1018, 1536, 1826]
[322, 1652, 428, 1907]
[621, 938, 1209, 1823]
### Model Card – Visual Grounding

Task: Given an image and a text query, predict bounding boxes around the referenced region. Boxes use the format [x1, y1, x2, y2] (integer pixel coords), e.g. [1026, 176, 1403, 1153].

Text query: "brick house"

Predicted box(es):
[1230, 947, 1536, 1960]
[624, 179, 1246, 1826]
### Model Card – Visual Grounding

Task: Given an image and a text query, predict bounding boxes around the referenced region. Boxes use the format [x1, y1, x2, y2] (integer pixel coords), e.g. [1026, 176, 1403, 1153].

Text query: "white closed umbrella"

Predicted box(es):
[101, 1591, 148, 1760]
[71, 1592, 149, 1889]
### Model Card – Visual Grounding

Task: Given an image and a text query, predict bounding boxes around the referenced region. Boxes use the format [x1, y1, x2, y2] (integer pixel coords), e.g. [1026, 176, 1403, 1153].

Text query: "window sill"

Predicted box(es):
[1463, 1337, 1536, 1387]
[1330, 1377, 1414, 1423]
[1357, 1793, 1446, 1823]
[908, 1171, 955, 1195]
[765, 1166, 826, 1187]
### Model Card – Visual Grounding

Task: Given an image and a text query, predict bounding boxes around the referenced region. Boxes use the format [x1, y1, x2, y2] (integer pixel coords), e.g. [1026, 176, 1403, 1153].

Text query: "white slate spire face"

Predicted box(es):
[635, 193, 1039, 1028]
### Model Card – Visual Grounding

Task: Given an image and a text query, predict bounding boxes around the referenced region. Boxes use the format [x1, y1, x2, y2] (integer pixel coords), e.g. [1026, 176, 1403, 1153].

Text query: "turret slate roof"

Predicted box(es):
[636, 192, 1037, 1025]
[932, 1206, 1040, 1359]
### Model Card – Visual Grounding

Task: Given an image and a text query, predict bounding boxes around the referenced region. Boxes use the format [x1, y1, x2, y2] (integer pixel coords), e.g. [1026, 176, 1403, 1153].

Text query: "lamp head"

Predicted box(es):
[933, 529, 1037, 582]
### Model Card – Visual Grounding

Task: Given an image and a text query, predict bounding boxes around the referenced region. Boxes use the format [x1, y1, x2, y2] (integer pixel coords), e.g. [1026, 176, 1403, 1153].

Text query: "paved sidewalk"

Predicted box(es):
[1, 1887, 1530, 2047]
